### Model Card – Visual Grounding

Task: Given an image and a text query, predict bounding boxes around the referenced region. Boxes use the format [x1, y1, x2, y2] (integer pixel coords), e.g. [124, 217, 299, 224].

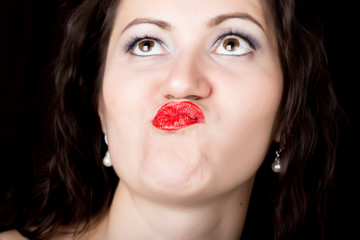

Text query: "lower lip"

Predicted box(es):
[152, 101, 205, 131]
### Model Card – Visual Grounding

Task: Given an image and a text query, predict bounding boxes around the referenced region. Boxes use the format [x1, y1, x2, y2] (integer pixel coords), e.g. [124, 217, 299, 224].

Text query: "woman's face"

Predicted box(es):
[99, 0, 282, 202]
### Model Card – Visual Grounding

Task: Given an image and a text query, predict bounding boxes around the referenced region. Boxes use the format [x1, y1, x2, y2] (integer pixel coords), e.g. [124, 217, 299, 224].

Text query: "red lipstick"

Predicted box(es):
[152, 101, 205, 131]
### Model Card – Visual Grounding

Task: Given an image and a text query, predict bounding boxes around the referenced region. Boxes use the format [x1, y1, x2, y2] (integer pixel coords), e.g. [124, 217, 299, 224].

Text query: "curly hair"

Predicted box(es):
[1, 0, 341, 239]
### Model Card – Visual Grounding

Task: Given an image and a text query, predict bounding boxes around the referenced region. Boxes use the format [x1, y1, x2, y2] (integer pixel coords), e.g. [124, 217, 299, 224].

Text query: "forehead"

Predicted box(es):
[111, 0, 271, 33]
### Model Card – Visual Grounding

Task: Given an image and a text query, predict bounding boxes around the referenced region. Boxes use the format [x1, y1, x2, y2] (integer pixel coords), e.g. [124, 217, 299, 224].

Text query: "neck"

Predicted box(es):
[101, 178, 254, 240]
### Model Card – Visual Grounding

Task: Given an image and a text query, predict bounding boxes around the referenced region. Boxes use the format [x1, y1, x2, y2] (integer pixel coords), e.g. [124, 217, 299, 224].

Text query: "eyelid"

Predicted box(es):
[124, 35, 169, 55]
[213, 30, 258, 51]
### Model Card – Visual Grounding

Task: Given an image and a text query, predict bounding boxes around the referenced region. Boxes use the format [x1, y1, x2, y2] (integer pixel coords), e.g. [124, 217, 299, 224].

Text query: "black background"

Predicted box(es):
[0, 0, 359, 239]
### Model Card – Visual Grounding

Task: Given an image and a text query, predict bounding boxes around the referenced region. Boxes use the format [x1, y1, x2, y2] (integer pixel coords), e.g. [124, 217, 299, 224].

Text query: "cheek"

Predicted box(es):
[100, 48, 283, 194]
[207, 66, 283, 186]
[100, 63, 149, 170]
[101, 57, 160, 124]
[101, 59, 171, 184]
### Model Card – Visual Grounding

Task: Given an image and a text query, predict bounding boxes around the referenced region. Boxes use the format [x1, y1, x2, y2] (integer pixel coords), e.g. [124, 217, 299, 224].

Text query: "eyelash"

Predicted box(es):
[215, 29, 258, 51]
[124, 35, 164, 53]
[123, 30, 259, 54]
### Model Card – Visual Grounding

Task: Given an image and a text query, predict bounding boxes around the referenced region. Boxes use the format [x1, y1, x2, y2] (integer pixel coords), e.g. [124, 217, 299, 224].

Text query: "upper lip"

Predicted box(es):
[152, 101, 205, 131]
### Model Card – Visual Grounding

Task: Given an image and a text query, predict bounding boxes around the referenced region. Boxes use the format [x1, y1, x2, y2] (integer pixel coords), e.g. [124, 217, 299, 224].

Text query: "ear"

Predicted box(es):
[97, 94, 106, 134]
[274, 130, 281, 143]
[273, 123, 282, 143]
[273, 110, 283, 143]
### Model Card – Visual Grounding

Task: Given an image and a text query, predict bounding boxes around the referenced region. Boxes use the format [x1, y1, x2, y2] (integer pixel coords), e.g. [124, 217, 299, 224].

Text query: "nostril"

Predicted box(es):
[165, 94, 175, 99]
[165, 94, 200, 100]
[185, 95, 201, 100]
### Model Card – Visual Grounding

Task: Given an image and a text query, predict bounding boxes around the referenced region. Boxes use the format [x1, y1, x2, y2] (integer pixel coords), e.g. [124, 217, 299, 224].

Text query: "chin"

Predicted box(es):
[137, 152, 214, 202]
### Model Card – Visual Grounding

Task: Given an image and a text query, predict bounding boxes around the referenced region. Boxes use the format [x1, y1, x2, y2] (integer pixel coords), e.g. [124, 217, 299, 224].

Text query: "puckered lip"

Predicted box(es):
[152, 101, 205, 131]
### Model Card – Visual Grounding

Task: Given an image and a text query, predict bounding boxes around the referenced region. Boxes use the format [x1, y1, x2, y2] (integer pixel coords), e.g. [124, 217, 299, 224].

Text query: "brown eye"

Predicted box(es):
[212, 35, 253, 56]
[130, 38, 169, 56]
[223, 38, 240, 52]
[139, 40, 155, 52]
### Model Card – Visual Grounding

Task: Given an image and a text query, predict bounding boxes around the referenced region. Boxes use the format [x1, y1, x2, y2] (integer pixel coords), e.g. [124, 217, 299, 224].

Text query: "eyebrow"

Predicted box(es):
[121, 12, 264, 34]
[208, 12, 265, 32]
[121, 18, 171, 33]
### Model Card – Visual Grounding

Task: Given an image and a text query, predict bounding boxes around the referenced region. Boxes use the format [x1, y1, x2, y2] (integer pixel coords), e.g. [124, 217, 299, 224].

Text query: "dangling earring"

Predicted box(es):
[272, 135, 285, 173]
[271, 150, 281, 173]
[103, 134, 112, 167]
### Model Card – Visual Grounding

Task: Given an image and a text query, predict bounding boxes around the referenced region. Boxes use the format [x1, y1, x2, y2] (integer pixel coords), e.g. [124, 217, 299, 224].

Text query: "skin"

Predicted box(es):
[0, 0, 282, 239]
[95, 0, 283, 239]
[0, 0, 285, 238]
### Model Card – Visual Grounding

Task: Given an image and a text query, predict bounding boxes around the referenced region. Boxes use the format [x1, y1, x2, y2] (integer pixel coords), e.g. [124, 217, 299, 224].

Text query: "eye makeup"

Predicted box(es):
[122, 28, 260, 56]
[123, 34, 165, 54]
[213, 29, 260, 51]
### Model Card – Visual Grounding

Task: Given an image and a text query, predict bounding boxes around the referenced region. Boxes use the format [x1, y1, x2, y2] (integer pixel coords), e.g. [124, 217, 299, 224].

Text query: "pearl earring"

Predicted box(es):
[271, 150, 281, 173]
[103, 134, 112, 167]
[272, 135, 285, 173]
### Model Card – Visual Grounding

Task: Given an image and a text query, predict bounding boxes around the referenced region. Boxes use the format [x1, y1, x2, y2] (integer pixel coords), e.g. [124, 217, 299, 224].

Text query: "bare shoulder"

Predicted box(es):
[0, 230, 28, 240]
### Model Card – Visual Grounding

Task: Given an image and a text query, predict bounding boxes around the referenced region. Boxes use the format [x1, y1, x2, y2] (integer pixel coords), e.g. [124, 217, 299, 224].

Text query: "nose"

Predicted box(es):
[160, 52, 211, 100]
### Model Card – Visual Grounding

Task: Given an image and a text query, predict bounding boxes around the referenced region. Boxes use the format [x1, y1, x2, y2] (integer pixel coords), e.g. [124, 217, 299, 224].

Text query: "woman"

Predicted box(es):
[0, 0, 341, 239]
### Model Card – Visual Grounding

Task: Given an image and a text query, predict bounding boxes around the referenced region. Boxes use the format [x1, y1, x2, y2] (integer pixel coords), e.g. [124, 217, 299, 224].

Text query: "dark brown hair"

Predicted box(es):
[262, 0, 341, 239]
[1, 0, 341, 239]
[3, 0, 121, 239]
